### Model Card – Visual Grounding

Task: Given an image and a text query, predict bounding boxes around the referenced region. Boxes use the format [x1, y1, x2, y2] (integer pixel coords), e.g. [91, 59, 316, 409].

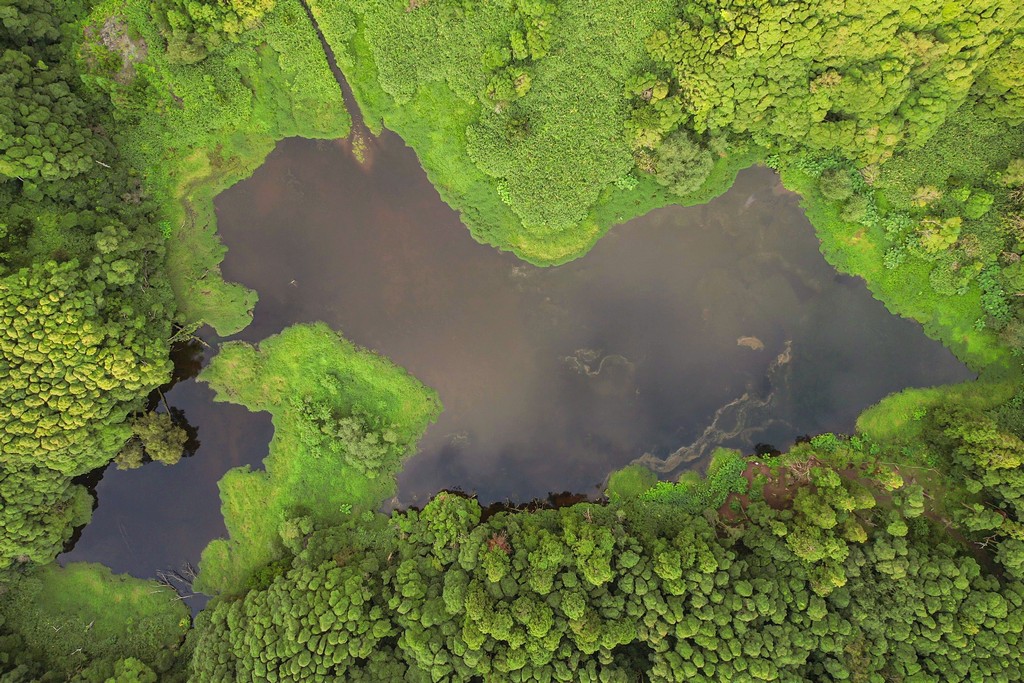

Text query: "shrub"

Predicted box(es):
[650, 130, 714, 196]
[819, 168, 854, 202]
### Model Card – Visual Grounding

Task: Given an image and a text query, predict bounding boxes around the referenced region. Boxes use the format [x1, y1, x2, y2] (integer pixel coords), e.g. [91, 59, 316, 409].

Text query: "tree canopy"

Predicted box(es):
[0, 0, 174, 570]
[190, 463, 1024, 682]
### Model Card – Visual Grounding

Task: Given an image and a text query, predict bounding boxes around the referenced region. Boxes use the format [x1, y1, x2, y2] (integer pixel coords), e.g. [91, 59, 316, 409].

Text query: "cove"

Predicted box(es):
[62, 131, 972, 590]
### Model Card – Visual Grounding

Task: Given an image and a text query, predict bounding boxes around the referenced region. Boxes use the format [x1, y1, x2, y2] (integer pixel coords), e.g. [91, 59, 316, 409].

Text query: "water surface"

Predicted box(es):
[220, 134, 971, 504]
[63, 132, 972, 587]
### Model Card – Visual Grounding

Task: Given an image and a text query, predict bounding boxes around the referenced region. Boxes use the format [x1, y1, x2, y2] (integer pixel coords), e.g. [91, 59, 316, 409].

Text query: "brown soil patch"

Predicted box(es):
[84, 16, 148, 84]
[719, 461, 798, 522]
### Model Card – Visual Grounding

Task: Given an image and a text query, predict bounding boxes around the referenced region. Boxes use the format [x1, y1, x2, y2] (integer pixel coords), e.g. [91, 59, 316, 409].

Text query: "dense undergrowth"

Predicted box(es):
[0, 563, 189, 681]
[2, 0, 1024, 680]
[0, 0, 176, 576]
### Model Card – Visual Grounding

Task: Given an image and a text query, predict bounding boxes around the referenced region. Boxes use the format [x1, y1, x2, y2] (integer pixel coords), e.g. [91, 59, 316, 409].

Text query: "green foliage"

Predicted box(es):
[965, 190, 995, 220]
[151, 0, 278, 63]
[0, 563, 188, 681]
[782, 465, 877, 594]
[933, 405, 1024, 470]
[190, 483, 1024, 682]
[1001, 159, 1024, 188]
[604, 464, 658, 503]
[809, 432, 842, 453]
[194, 323, 441, 595]
[975, 34, 1024, 125]
[0, 0, 201, 574]
[80, 0, 350, 334]
[310, 0, 724, 264]
[293, 394, 400, 479]
[0, 49, 104, 181]
[0, 221, 173, 568]
[641, 447, 747, 512]
[306, 0, 1024, 385]
[818, 168, 854, 202]
[645, 0, 1023, 165]
[785, 100, 1024, 370]
[115, 411, 188, 469]
[4, 0, 1024, 680]
[901, 398, 1024, 582]
[420, 492, 481, 564]
[648, 129, 714, 197]
[917, 215, 963, 254]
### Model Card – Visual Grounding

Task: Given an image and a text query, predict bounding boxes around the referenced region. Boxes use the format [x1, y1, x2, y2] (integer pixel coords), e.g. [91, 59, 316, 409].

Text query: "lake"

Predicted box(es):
[62, 130, 973, 601]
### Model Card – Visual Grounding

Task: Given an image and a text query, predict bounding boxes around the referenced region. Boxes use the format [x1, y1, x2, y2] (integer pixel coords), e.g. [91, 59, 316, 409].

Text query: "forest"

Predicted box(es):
[1, 0, 1023, 680]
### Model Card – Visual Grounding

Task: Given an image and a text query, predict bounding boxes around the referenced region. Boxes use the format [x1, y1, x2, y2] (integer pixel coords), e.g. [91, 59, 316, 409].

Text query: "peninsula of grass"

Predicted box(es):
[195, 323, 441, 595]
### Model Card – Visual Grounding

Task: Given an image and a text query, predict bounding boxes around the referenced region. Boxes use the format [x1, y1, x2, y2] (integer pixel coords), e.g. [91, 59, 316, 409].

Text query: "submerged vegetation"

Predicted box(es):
[1, 0, 1024, 679]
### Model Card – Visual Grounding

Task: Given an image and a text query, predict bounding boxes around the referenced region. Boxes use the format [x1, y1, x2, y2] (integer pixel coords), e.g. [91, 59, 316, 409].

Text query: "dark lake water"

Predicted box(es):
[62, 132, 973, 595]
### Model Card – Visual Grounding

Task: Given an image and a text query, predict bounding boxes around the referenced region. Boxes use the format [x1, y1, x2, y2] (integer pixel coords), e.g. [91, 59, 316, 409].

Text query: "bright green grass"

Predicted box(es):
[0, 563, 189, 677]
[85, 0, 350, 335]
[194, 323, 440, 595]
[857, 376, 1018, 449]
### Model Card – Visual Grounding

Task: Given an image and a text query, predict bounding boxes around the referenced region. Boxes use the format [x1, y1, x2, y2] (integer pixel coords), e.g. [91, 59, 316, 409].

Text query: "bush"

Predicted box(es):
[964, 190, 994, 219]
[650, 130, 714, 196]
[840, 195, 870, 223]
[1000, 159, 1024, 187]
[819, 168, 854, 202]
